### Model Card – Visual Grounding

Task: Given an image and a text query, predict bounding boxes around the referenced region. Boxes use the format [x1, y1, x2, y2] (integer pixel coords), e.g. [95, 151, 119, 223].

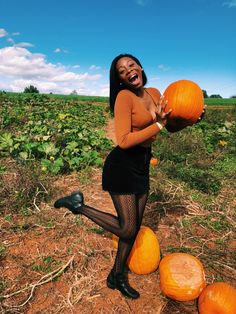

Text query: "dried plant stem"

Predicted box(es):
[214, 260, 236, 274]
[32, 182, 48, 212]
[1, 255, 74, 307]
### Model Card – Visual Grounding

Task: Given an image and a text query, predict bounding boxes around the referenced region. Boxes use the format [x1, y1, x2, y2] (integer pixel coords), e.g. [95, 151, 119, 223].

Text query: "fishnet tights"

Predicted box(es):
[79, 193, 148, 274]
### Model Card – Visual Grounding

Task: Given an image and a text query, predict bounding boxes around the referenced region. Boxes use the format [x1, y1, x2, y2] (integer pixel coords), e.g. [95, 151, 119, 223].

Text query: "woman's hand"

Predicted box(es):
[166, 104, 207, 133]
[155, 95, 172, 127]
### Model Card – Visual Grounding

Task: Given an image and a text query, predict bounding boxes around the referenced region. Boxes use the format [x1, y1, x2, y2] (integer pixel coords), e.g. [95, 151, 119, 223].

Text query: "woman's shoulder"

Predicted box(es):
[146, 87, 161, 97]
[116, 89, 136, 105]
[115, 89, 134, 111]
[117, 89, 135, 98]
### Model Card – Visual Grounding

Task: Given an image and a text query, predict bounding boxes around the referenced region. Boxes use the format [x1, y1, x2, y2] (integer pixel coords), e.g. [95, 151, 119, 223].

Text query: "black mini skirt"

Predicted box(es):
[102, 145, 152, 194]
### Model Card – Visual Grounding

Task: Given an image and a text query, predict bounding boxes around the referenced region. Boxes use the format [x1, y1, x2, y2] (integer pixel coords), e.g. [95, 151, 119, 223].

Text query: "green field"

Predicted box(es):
[0, 91, 235, 183]
[0, 92, 235, 313]
[205, 97, 236, 106]
[1, 91, 236, 106]
[1, 91, 109, 104]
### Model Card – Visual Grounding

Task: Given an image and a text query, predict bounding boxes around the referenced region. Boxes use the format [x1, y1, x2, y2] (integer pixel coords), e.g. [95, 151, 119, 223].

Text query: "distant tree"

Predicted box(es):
[230, 95, 236, 98]
[70, 90, 78, 95]
[24, 85, 39, 93]
[202, 90, 208, 98]
[210, 94, 222, 98]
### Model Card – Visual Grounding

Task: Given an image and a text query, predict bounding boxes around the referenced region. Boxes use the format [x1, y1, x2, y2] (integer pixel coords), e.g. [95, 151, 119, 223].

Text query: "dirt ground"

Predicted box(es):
[0, 119, 235, 314]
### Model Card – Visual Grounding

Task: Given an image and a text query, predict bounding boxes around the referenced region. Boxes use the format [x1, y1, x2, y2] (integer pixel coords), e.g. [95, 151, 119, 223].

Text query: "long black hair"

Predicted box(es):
[109, 54, 147, 112]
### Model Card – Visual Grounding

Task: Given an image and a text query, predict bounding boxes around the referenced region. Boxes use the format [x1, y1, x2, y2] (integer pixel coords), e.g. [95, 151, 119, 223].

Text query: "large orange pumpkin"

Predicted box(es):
[112, 226, 161, 275]
[164, 79, 204, 127]
[159, 253, 206, 301]
[198, 282, 236, 314]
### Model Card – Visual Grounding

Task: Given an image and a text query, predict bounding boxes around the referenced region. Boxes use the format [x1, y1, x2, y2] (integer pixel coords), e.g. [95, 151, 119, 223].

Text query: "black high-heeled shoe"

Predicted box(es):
[54, 191, 84, 214]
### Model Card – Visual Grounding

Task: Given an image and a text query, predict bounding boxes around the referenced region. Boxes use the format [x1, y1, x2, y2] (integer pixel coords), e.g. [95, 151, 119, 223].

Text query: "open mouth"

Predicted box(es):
[128, 74, 138, 83]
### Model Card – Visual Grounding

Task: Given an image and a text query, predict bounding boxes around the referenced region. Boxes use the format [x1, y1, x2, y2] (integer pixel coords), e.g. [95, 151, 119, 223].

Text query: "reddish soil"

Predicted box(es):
[1, 170, 199, 314]
[1, 118, 235, 314]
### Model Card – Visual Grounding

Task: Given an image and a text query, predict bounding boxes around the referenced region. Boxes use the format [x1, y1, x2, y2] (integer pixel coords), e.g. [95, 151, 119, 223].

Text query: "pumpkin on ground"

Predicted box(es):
[163, 79, 204, 129]
[198, 282, 236, 314]
[150, 157, 159, 166]
[159, 252, 206, 301]
[112, 226, 161, 275]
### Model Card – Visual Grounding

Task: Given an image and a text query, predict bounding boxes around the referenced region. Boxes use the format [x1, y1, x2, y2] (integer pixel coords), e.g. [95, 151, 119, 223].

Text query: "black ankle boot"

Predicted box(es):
[113, 273, 140, 299]
[107, 267, 129, 290]
[54, 191, 84, 214]
[107, 269, 116, 289]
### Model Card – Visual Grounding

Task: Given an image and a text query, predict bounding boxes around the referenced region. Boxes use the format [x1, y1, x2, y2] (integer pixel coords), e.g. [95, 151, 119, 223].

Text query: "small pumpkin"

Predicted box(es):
[150, 157, 159, 166]
[159, 252, 206, 301]
[164, 79, 204, 128]
[112, 226, 161, 275]
[198, 282, 236, 314]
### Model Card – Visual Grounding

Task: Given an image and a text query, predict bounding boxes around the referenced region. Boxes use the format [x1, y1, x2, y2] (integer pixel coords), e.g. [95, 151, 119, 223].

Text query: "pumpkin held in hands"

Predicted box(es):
[159, 252, 206, 301]
[112, 226, 161, 275]
[198, 282, 236, 314]
[164, 80, 204, 132]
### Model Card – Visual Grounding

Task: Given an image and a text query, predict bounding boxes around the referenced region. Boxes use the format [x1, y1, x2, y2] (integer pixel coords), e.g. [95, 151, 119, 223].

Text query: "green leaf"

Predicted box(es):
[65, 141, 79, 151]
[38, 142, 59, 156]
[19, 152, 28, 160]
[0, 132, 13, 148]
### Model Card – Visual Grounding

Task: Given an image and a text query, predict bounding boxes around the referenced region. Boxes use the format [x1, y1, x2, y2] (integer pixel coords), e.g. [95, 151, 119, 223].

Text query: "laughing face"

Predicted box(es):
[116, 57, 143, 90]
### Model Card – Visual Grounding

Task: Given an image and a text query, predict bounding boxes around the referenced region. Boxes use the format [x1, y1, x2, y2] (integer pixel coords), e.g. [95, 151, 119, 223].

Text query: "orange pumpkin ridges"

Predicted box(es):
[198, 282, 236, 314]
[164, 79, 204, 126]
[159, 252, 206, 302]
[112, 226, 161, 275]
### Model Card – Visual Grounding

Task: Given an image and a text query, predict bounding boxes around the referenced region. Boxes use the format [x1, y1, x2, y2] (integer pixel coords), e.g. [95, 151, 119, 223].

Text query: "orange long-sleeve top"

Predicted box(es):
[114, 88, 162, 149]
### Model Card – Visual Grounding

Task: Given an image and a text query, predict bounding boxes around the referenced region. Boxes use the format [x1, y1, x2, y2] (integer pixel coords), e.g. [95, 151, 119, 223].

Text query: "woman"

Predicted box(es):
[54, 54, 171, 299]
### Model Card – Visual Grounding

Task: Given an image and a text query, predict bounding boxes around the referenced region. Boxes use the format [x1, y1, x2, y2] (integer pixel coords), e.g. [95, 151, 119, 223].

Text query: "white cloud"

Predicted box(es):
[54, 47, 68, 53]
[90, 65, 101, 70]
[1, 29, 34, 47]
[149, 76, 161, 82]
[158, 64, 171, 72]
[0, 46, 104, 95]
[0, 28, 21, 42]
[9, 79, 58, 92]
[223, 0, 236, 8]
[99, 84, 109, 97]
[0, 28, 8, 38]
[14, 42, 34, 48]
[7, 38, 14, 44]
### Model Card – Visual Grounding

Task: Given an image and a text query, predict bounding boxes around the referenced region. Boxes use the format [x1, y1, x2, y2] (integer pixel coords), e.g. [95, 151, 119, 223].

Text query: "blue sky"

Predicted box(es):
[0, 0, 235, 97]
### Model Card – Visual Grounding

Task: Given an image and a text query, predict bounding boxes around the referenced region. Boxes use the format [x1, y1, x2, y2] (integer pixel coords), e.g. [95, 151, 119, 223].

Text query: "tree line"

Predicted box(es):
[1, 85, 236, 98]
[22, 86, 236, 99]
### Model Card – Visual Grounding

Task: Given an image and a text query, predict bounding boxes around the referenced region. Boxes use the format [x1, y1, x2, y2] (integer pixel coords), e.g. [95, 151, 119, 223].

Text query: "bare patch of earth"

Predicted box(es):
[1, 168, 200, 313]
